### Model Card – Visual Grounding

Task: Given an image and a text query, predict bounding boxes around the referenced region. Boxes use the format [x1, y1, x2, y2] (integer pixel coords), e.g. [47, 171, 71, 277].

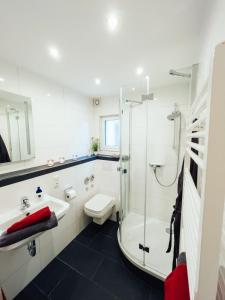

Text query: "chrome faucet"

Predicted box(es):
[20, 196, 30, 211]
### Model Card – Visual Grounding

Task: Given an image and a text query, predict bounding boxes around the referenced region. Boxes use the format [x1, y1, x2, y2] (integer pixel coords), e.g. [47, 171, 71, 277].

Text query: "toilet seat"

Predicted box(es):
[84, 194, 114, 216]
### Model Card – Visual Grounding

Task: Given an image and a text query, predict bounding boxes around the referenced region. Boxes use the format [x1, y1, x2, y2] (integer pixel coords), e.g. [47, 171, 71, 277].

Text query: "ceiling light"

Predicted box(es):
[46, 93, 51, 97]
[107, 14, 118, 32]
[48, 46, 61, 60]
[136, 67, 143, 75]
[0, 77, 5, 82]
[132, 87, 135, 91]
[95, 78, 101, 85]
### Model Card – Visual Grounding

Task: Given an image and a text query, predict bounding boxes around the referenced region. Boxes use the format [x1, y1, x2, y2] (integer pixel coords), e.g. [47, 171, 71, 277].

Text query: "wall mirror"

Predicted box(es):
[0, 89, 35, 164]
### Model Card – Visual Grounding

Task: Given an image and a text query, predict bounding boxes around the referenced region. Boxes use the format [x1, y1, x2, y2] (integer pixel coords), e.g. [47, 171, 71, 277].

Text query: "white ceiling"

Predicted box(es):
[0, 0, 206, 96]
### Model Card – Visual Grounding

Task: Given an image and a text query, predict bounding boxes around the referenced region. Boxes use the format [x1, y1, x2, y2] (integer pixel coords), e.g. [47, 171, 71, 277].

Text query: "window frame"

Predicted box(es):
[100, 115, 120, 152]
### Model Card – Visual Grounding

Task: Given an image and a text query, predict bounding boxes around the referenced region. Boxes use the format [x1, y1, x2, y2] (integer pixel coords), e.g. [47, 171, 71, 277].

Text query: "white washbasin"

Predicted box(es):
[0, 194, 70, 251]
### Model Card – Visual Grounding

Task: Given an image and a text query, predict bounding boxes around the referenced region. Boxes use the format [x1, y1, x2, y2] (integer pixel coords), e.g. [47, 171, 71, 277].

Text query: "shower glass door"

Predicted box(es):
[119, 73, 190, 279]
[119, 82, 147, 267]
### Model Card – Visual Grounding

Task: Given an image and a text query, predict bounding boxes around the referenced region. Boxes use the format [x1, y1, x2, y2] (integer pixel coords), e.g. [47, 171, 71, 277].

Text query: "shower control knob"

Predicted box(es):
[117, 167, 122, 172]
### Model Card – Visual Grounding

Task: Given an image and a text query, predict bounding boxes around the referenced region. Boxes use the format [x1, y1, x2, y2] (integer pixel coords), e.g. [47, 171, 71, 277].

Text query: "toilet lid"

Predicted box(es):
[85, 194, 114, 213]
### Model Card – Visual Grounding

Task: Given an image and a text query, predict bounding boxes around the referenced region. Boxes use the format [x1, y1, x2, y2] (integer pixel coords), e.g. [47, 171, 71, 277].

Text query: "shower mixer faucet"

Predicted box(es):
[149, 164, 162, 173]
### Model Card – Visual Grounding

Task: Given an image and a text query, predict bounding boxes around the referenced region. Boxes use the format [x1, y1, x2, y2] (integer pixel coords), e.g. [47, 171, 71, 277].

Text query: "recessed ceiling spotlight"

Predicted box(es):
[136, 67, 143, 75]
[107, 14, 118, 32]
[0, 77, 5, 82]
[48, 46, 61, 60]
[46, 93, 51, 97]
[132, 87, 135, 91]
[95, 78, 101, 85]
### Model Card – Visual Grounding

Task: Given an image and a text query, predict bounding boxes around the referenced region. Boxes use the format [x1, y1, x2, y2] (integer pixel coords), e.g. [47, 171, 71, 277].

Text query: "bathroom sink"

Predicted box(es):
[0, 195, 70, 251]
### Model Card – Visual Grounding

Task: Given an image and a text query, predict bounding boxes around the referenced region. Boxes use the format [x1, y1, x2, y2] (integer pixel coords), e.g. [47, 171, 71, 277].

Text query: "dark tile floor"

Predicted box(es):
[15, 220, 164, 300]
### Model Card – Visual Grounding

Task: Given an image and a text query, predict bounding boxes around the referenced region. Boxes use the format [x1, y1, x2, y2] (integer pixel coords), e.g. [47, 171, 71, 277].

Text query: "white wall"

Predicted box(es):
[0, 58, 93, 174]
[196, 0, 225, 96]
[92, 96, 119, 154]
[94, 159, 120, 215]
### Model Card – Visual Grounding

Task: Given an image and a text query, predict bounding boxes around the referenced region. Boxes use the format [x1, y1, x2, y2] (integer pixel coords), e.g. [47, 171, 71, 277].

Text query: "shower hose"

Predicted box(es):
[153, 115, 182, 187]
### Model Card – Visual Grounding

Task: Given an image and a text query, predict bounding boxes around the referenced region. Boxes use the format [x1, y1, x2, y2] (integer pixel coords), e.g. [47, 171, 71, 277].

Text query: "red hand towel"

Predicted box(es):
[165, 264, 190, 300]
[6, 206, 51, 234]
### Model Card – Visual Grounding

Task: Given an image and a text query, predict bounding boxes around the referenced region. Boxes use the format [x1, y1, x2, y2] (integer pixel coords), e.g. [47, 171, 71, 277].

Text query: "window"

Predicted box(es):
[100, 115, 120, 151]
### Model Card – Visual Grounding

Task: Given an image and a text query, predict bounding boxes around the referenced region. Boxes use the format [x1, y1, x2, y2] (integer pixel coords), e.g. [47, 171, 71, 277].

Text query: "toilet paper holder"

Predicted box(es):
[64, 186, 77, 200]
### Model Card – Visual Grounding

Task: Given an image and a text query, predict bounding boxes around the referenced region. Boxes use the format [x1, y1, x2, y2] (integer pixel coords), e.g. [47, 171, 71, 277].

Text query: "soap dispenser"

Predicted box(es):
[36, 186, 43, 200]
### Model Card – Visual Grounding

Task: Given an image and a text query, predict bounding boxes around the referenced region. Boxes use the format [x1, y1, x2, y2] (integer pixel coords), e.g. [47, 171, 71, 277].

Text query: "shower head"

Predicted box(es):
[169, 69, 191, 78]
[167, 111, 181, 121]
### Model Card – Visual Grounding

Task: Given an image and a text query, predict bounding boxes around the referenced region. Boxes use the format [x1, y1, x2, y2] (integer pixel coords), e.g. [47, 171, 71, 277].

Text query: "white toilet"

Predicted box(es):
[84, 193, 115, 225]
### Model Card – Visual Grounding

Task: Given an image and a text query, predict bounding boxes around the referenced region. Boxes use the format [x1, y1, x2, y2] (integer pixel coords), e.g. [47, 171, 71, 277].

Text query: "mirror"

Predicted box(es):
[0, 89, 35, 164]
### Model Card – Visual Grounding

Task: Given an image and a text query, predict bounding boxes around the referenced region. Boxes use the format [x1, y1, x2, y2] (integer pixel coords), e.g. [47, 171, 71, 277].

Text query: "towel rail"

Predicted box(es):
[186, 141, 205, 154]
[186, 131, 206, 139]
[183, 43, 225, 300]
[187, 108, 207, 132]
[183, 169, 201, 300]
[186, 147, 205, 169]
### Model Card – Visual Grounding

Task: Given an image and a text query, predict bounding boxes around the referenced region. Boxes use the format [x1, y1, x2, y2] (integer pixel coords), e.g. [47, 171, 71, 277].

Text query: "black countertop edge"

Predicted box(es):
[0, 155, 120, 188]
[97, 154, 120, 161]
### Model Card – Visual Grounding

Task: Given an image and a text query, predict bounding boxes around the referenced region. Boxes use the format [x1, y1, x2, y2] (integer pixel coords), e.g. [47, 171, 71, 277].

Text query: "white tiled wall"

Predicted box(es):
[0, 158, 119, 299]
[94, 159, 120, 215]
[0, 58, 93, 174]
[0, 161, 95, 299]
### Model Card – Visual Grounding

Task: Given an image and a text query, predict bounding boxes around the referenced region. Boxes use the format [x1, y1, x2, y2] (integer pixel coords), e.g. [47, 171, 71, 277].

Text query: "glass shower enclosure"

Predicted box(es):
[118, 78, 177, 280]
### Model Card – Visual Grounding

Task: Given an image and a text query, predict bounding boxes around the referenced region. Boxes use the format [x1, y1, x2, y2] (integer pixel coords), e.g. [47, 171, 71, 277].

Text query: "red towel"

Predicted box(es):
[6, 206, 51, 234]
[165, 264, 190, 300]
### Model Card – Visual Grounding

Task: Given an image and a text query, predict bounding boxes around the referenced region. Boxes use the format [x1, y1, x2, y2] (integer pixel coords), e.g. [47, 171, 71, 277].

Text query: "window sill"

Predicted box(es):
[98, 150, 120, 156]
